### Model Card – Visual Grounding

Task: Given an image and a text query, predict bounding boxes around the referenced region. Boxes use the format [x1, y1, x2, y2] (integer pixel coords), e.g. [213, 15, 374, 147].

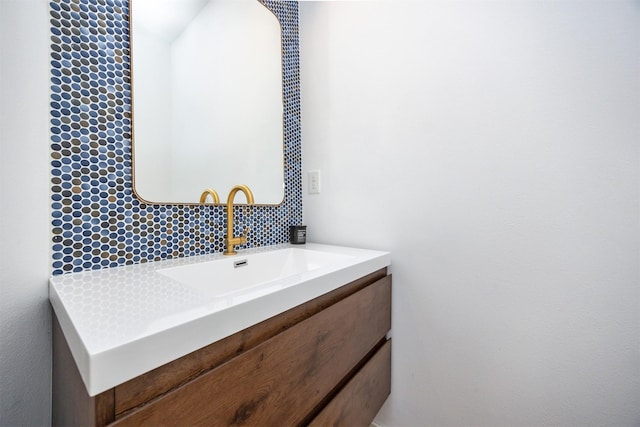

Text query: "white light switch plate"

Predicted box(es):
[308, 170, 321, 194]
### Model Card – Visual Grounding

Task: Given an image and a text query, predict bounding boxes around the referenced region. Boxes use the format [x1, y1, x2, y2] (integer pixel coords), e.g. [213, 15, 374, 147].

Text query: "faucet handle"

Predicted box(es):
[232, 228, 250, 245]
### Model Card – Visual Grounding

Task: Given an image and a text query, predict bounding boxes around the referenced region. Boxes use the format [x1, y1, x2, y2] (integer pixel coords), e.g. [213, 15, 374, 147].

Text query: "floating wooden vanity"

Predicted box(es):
[53, 268, 392, 426]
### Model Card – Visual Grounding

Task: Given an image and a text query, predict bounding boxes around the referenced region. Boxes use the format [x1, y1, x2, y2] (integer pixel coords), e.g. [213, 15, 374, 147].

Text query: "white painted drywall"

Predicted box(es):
[300, 1, 640, 426]
[0, 0, 53, 425]
[170, 0, 283, 203]
[131, 28, 173, 200]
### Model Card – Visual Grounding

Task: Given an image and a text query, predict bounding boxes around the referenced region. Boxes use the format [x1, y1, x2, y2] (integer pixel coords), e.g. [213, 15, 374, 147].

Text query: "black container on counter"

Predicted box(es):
[289, 225, 307, 244]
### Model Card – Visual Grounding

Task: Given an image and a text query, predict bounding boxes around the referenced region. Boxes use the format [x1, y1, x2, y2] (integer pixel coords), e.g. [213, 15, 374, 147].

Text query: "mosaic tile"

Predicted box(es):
[49, 0, 301, 275]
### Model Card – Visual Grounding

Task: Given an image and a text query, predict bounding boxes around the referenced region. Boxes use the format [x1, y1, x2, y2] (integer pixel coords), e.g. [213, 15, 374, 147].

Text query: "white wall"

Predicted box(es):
[300, 1, 640, 426]
[170, 0, 283, 203]
[0, 0, 52, 425]
[131, 28, 173, 200]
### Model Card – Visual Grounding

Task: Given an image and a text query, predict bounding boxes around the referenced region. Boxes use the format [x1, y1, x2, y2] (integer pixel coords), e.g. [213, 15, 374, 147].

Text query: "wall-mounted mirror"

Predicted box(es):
[131, 0, 284, 205]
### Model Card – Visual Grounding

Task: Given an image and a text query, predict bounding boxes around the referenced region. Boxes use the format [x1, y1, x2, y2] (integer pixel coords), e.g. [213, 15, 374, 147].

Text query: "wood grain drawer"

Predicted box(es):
[112, 275, 392, 426]
[113, 269, 388, 416]
[310, 339, 391, 427]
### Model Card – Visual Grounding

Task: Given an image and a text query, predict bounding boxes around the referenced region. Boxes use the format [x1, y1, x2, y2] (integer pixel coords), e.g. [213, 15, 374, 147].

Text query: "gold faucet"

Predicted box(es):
[224, 184, 255, 256]
[199, 188, 220, 204]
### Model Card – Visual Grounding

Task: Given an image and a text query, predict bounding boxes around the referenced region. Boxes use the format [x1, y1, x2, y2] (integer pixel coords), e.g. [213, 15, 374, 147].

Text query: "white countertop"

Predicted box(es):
[49, 243, 391, 396]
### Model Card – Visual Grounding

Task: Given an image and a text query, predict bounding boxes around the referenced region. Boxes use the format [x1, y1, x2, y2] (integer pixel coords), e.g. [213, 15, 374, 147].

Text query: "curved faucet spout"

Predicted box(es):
[226, 184, 255, 205]
[224, 185, 255, 256]
[199, 188, 220, 204]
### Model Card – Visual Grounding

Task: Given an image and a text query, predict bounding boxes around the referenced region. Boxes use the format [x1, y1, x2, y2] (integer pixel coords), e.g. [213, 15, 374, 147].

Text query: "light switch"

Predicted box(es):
[308, 170, 321, 194]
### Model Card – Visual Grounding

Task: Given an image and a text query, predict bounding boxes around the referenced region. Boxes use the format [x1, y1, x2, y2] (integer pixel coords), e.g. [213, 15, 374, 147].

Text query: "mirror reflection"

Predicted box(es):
[131, 0, 284, 205]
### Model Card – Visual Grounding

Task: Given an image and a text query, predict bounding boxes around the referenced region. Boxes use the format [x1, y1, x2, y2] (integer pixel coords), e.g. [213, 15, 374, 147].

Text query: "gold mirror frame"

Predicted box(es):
[129, 0, 286, 206]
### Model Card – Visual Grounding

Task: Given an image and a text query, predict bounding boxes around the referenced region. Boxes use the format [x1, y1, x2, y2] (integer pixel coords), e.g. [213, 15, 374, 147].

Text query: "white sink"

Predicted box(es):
[49, 243, 390, 396]
[158, 247, 355, 299]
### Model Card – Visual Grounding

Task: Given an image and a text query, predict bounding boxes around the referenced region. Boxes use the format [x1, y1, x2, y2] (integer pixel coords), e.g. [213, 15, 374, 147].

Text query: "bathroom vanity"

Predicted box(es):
[50, 244, 392, 426]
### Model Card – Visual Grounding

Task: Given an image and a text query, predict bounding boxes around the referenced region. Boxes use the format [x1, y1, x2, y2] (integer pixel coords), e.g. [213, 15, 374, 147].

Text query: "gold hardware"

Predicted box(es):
[199, 188, 220, 204]
[224, 184, 255, 256]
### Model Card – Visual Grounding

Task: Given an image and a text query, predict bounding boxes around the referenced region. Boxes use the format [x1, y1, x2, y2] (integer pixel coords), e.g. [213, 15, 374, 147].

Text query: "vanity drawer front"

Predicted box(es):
[113, 275, 391, 426]
[113, 268, 388, 416]
[310, 339, 391, 427]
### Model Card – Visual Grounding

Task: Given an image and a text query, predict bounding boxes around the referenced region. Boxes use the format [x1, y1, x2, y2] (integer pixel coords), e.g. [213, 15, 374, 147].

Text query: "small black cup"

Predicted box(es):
[289, 225, 307, 244]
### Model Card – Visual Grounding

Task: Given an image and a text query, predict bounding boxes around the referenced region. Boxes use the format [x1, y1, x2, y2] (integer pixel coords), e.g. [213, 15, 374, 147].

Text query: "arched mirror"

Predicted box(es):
[131, 0, 284, 205]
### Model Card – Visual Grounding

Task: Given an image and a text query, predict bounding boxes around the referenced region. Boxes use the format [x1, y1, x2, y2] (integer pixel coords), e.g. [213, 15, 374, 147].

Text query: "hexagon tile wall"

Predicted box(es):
[49, 0, 301, 275]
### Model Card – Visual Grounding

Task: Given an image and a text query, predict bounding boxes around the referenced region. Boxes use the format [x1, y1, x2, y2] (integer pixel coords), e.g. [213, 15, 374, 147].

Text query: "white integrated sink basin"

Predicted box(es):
[49, 243, 390, 396]
[157, 247, 355, 299]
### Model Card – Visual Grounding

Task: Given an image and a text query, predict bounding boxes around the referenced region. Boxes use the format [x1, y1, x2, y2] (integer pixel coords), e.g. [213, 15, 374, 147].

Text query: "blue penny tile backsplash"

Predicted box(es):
[49, 0, 302, 275]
